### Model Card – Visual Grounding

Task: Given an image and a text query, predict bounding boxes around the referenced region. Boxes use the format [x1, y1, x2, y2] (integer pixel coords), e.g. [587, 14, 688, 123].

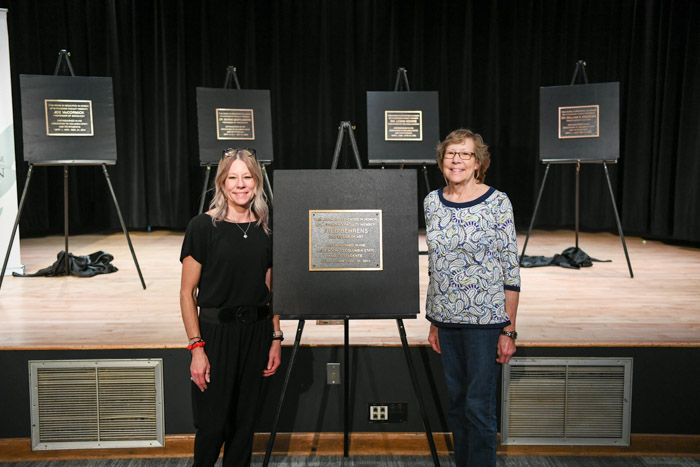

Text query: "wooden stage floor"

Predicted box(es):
[1, 230, 698, 350]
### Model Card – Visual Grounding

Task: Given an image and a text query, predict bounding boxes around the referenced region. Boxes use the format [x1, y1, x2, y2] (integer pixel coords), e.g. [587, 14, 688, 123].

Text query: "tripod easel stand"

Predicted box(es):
[0, 50, 146, 290]
[262, 125, 441, 467]
[519, 60, 633, 278]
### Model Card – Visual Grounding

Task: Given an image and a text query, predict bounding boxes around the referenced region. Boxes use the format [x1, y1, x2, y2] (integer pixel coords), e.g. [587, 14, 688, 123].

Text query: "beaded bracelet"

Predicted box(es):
[272, 336, 284, 342]
[187, 341, 206, 351]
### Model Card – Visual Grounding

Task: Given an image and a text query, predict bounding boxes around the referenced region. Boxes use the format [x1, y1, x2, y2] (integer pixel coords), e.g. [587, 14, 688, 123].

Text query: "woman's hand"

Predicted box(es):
[428, 324, 441, 354]
[497, 334, 516, 364]
[263, 340, 282, 377]
[190, 347, 210, 391]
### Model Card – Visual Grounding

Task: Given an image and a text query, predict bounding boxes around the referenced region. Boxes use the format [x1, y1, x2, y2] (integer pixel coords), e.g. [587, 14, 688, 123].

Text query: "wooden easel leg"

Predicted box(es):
[63, 166, 70, 275]
[603, 162, 634, 278]
[101, 164, 146, 289]
[396, 319, 441, 467]
[520, 163, 551, 264]
[261, 163, 273, 205]
[198, 164, 212, 214]
[344, 318, 350, 457]
[263, 319, 306, 467]
[0, 165, 34, 290]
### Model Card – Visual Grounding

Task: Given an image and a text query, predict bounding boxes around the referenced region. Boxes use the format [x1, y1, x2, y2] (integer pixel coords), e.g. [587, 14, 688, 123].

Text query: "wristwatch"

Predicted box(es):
[500, 330, 517, 341]
[272, 330, 284, 341]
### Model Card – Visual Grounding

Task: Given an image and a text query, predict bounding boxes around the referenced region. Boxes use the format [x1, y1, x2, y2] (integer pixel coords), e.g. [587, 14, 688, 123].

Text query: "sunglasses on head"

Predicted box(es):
[222, 147, 257, 158]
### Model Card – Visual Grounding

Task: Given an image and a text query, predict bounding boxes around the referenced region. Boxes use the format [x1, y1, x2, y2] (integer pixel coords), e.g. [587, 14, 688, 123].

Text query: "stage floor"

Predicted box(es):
[1, 230, 698, 349]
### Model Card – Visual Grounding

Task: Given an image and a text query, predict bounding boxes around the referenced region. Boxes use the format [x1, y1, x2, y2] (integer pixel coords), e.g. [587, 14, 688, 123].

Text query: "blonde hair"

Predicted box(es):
[209, 148, 270, 234]
[436, 128, 491, 183]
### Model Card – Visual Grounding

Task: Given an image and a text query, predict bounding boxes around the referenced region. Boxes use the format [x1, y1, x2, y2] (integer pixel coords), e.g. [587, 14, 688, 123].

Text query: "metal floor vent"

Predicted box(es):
[501, 357, 632, 446]
[29, 359, 164, 451]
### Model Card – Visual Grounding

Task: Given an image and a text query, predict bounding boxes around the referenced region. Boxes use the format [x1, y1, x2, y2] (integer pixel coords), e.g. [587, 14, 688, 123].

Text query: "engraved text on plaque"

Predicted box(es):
[385, 110, 423, 141]
[216, 108, 255, 140]
[559, 105, 599, 139]
[45, 100, 94, 136]
[309, 210, 383, 271]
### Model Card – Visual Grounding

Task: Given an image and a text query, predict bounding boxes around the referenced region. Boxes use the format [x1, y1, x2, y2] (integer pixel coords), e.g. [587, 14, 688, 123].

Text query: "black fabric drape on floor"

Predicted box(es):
[1, 0, 698, 242]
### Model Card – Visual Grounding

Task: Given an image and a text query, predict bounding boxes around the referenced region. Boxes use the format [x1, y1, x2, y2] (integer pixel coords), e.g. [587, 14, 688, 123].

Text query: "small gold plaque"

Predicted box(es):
[559, 105, 599, 139]
[45, 99, 94, 136]
[309, 210, 383, 271]
[216, 108, 255, 140]
[385, 110, 423, 141]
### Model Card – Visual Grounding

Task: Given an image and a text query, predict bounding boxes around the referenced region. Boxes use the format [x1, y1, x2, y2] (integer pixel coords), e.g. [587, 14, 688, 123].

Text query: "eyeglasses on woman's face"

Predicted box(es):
[444, 151, 475, 160]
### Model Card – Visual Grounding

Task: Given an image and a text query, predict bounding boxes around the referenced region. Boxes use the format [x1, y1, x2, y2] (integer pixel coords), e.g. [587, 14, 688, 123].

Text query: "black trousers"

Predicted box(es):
[191, 314, 272, 467]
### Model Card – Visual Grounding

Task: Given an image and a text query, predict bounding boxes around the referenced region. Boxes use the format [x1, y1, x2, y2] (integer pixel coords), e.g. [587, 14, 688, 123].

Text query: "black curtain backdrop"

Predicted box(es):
[1, 0, 698, 242]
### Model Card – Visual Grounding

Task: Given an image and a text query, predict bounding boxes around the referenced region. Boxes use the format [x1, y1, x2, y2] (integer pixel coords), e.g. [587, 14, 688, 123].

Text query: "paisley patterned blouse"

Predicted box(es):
[424, 187, 521, 328]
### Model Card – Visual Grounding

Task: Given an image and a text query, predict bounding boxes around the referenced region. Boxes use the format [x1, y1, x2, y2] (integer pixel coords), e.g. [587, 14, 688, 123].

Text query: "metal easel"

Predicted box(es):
[0, 49, 146, 290]
[519, 60, 633, 278]
[198, 66, 273, 214]
[263, 125, 440, 466]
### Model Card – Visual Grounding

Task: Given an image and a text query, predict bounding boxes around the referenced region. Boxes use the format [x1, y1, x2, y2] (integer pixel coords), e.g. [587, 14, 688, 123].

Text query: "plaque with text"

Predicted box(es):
[559, 105, 599, 139]
[196, 88, 273, 163]
[20, 75, 117, 164]
[539, 82, 619, 162]
[366, 91, 439, 164]
[45, 99, 94, 136]
[309, 210, 383, 271]
[385, 110, 422, 141]
[274, 170, 418, 319]
[216, 108, 254, 140]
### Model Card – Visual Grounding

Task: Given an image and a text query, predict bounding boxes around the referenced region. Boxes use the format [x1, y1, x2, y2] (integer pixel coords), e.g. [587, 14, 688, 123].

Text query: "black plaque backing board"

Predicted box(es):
[366, 91, 439, 165]
[19, 75, 117, 165]
[196, 88, 273, 164]
[273, 170, 419, 319]
[539, 82, 620, 162]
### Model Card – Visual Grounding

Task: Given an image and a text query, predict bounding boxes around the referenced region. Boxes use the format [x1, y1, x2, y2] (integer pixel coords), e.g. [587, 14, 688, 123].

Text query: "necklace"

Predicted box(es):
[225, 216, 252, 238]
[225, 214, 252, 238]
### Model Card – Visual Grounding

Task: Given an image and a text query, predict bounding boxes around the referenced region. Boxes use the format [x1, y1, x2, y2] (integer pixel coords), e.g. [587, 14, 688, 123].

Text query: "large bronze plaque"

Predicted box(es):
[45, 99, 94, 136]
[559, 105, 599, 139]
[309, 210, 383, 271]
[216, 108, 255, 140]
[384, 110, 423, 141]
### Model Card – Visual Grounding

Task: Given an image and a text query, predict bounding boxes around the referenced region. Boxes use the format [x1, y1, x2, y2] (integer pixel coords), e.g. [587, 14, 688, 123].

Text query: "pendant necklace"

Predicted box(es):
[225, 212, 252, 239]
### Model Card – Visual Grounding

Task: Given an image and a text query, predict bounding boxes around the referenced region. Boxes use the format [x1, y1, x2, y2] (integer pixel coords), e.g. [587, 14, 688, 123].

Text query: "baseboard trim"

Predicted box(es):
[0, 433, 697, 462]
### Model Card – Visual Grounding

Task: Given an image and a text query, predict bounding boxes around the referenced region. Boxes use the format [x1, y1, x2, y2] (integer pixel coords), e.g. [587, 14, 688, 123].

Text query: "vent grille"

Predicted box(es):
[502, 358, 632, 446]
[30, 359, 164, 450]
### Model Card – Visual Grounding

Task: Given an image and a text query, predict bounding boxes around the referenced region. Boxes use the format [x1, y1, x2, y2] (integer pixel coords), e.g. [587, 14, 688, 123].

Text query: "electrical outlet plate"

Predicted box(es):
[369, 405, 388, 421]
[326, 363, 341, 384]
[368, 402, 408, 423]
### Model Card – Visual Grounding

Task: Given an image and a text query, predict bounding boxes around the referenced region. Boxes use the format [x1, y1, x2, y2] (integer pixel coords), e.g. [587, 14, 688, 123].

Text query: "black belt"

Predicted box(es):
[199, 305, 270, 325]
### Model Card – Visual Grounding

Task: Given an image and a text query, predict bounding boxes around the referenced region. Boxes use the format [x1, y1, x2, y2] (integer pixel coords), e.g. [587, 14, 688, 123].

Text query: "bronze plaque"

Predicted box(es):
[309, 210, 383, 271]
[385, 110, 423, 141]
[45, 99, 94, 136]
[216, 108, 255, 140]
[559, 105, 599, 139]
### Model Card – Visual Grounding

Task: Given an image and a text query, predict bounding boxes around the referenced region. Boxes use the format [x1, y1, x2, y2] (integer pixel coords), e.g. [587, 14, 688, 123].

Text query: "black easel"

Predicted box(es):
[330, 121, 363, 170]
[391, 67, 432, 194]
[0, 50, 146, 290]
[519, 60, 633, 278]
[198, 66, 273, 214]
[263, 128, 440, 466]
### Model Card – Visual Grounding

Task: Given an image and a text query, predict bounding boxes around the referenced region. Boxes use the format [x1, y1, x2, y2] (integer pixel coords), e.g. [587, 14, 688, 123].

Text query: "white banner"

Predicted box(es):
[0, 9, 23, 275]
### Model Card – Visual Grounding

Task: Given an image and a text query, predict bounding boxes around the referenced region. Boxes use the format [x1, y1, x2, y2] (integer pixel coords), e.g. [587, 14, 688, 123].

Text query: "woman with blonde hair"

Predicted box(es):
[180, 148, 282, 466]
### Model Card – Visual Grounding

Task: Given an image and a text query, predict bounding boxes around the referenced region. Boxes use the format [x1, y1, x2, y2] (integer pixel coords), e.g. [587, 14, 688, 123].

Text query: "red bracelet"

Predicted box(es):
[187, 341, 206, 351]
